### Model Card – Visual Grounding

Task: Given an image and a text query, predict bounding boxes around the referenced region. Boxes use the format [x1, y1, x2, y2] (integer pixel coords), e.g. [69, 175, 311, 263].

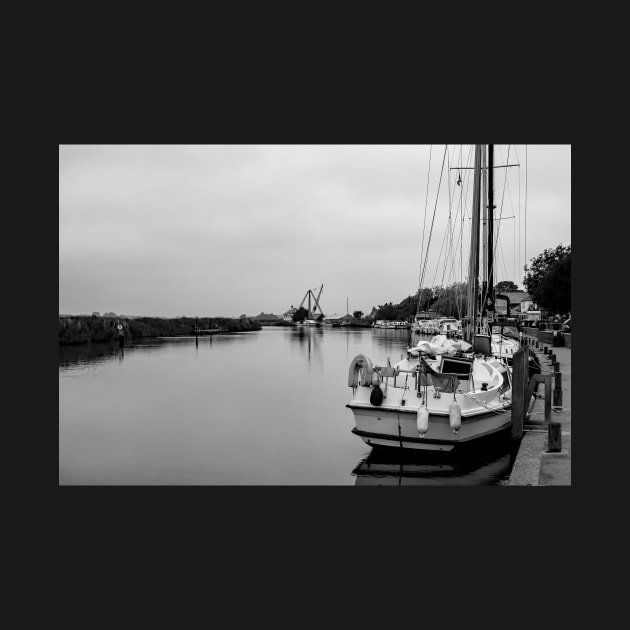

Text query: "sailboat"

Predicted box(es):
[346, 144, 514, 452]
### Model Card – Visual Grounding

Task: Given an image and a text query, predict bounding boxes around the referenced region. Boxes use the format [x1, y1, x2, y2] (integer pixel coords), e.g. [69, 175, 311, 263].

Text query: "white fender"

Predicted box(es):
[348, 354, 374, 388]
[417, 405, 429, 436]
[449, 400, 462, 434]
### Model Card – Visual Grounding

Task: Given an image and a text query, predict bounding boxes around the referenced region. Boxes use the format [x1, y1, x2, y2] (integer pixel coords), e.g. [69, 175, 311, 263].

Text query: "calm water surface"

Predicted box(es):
[59, 327, 516, 485]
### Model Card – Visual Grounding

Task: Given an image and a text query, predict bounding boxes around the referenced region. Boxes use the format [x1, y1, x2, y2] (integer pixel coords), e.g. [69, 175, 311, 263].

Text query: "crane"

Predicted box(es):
[298, 284, 325, 319]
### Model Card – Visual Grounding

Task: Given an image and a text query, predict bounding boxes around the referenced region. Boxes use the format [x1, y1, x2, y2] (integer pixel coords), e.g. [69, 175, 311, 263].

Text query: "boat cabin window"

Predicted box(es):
[440, 356, 473, 379]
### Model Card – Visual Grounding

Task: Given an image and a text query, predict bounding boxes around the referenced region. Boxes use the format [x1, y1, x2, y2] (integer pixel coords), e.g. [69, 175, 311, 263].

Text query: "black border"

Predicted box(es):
[51, 60, 582, 603]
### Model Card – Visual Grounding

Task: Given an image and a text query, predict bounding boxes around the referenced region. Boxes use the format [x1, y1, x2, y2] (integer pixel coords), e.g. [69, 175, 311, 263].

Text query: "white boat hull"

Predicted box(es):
[347, 355, 512, 452]
[347, 402, 511, 451]
[349, 409, 511, 451]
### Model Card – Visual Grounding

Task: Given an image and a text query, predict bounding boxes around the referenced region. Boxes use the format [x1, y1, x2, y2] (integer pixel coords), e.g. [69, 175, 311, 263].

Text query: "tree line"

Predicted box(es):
[59, 315, 262, 345]
[365, 244, 571, 321]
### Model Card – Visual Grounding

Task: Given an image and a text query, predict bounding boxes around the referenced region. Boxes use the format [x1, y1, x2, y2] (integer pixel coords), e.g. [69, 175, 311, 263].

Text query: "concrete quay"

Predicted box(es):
[507, 336, 571, 486]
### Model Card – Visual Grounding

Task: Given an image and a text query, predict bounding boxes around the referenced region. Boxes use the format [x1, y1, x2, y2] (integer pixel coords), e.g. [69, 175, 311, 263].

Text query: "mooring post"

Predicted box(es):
[543, 346, 548, 354]
[548, 421, 562, 452]
[543, 374, 552, 422]
[553, 371, 563, 408]
[511, 347, 529, 440]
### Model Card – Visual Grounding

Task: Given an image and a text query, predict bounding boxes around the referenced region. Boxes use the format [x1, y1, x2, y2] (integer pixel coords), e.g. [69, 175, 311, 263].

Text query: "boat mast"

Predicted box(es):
[487, 144, 495, 321]
[465, 144, 482, 342]
[480, 144, 488, 298]
[480, 144, 495, 328]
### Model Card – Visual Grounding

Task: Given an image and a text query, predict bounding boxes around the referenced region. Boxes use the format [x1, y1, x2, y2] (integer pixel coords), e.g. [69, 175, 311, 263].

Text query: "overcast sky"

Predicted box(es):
[59, 145, 571, 318]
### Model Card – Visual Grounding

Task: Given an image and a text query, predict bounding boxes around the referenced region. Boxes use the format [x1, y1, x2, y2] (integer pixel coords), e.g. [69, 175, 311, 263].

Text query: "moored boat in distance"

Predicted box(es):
[374, 320, 408, 329]
[438, 317, 462, 337]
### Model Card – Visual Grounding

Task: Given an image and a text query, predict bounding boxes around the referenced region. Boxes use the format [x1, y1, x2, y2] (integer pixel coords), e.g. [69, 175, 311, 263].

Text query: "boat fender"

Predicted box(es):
[348, 354, 374, 388]
[417, 405, 429, 436]
[370, 384, 384, 406]
[449, 400, 462, 434]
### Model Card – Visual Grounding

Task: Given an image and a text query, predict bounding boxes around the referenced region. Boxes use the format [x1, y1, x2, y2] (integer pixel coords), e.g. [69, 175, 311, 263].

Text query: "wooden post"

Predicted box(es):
[553, 371, 563, 407]
[554, 361, 560, 372]
[543, 374, 552, 422]
[548, 421, 562, 452]
[511, 347, 529, 440]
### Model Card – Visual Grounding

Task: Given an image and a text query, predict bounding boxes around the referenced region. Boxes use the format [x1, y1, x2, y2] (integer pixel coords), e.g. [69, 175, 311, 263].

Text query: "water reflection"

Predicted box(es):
[59, 339, 164, 370]
[290, 326, 323, 364]
[60, 327, 520, 485]
[370, 328, 414, 360]
[352, 437, 517, 486]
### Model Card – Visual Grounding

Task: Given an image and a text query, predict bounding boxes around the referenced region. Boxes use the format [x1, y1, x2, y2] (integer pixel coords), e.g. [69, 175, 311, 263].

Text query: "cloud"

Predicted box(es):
[59, 145, 571, 316]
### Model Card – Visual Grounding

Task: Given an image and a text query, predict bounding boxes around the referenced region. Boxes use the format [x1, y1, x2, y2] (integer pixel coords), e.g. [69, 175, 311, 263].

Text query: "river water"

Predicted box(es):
[59, 326, 517, 485]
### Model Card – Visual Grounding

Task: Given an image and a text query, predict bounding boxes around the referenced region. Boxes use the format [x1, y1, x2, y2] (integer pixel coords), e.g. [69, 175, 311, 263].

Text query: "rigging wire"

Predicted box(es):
[525, 145, 528, 278]
[513, 144, 522, 284]
[492, 145, 511, 288]
[417, 144, 433, 307]
[428, 145, 471, 317]
[417, 145, 448, 313]
[495, 145, 519, 286]
[429, 146, 463, 315]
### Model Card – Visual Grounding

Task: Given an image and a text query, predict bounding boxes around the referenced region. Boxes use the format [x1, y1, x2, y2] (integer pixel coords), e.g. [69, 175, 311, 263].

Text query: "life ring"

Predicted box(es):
[348, 354, 374, 388]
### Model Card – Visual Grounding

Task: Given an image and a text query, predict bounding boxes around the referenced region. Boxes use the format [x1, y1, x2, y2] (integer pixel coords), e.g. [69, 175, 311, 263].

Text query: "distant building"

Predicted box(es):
[282, 306, 297, 322]
[323, 313, 359, 326]
[252, 312, 281, 324]
[501, 291, 534, 316]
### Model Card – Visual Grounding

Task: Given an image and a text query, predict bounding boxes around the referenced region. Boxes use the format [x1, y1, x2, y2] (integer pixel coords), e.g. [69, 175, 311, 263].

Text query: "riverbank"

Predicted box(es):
[58, 315, 262, 345]
[507, 336, 571, 485]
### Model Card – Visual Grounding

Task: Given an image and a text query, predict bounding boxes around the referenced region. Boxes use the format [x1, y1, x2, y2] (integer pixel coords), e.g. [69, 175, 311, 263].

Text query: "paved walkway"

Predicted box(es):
[508, 338, 571, 485]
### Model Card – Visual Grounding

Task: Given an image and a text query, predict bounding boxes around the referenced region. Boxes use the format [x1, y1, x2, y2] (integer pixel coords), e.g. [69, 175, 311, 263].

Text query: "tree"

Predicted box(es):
[431, 282, 467, 318]
[375, 302, 397, 320]
[353, 310, 364, 319]
[415, 287, 436, 313]
[292, 307, 309, 323]
[495, 281, 518, 293]
[523, 245, 571, 316]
